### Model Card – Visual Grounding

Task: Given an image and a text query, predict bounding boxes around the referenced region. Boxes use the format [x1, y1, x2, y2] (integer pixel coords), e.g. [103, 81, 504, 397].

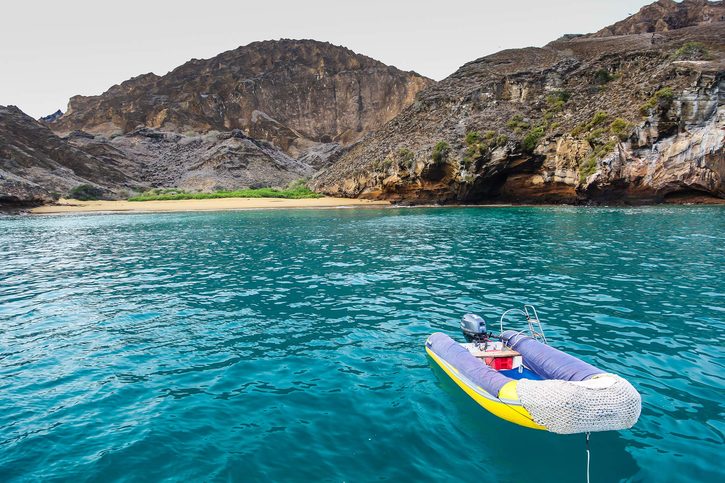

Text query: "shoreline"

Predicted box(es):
[17, 195, 725, 216]
[29, 197, 391, 215]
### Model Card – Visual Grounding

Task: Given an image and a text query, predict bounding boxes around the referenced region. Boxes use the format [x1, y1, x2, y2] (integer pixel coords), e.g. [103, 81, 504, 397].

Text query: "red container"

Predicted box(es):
[486, 357, 513, 370]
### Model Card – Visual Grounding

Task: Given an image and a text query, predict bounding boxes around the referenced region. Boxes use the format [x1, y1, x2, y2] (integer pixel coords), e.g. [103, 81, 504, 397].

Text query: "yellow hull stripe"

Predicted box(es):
[426, 346, 547, 431]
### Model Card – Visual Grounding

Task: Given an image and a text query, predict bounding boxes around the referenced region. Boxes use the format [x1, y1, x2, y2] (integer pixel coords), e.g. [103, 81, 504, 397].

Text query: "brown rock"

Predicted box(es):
[592, 0, 725, 37]
[48, 39, 433, 157]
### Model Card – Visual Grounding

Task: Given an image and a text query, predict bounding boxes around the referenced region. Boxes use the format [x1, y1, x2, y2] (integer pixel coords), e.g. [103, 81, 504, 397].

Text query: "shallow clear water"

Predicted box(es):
[1, 206, 723, 482]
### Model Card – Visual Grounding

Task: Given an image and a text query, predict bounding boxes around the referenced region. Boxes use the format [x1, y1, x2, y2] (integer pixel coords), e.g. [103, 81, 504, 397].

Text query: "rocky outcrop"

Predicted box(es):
[312, 1, 724, 204]
[593, 0, 725, 37]
[0, 106, 143, 205]
[48, 39, 432, 158]
[39, 110, 63, 123]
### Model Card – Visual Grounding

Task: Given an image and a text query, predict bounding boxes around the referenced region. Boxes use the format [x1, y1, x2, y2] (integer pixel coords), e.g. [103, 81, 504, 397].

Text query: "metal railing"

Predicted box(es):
[498, 304, 547, 344]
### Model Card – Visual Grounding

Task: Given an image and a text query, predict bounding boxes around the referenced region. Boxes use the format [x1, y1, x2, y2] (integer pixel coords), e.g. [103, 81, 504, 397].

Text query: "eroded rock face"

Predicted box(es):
[48, 39, 433, 157]
[584, 79, 724, 201]
[91, 129, 314, 191]
[0, 106, 143, 205]
[312, 3, 725, 204]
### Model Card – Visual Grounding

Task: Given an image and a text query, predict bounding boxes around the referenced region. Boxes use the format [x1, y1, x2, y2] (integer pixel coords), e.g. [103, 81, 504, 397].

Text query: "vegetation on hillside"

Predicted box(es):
[673, 41, 711, 60]
[69, 184, 105, 201]
[128, 180, 320, 201]
[522, 126, 546, 153]
[506, 90, 571, 155]
[431, 141, 450, 165]
[593, 69, 615, 85]
[396, 148, 416, 170]
[640, 87, 675, 116]
[462, 130, 508, 167]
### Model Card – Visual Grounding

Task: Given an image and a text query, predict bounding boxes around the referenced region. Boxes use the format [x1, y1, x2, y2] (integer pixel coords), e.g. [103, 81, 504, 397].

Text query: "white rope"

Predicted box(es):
[586, 432, 591, 483]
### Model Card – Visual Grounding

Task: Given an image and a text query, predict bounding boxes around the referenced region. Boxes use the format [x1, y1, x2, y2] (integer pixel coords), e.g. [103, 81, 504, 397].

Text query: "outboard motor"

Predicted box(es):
[460, 313, 488, 343]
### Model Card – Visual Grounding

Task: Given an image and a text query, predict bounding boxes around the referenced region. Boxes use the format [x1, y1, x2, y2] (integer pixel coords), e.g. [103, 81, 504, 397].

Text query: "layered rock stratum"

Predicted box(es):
[312, 0, 725, 203]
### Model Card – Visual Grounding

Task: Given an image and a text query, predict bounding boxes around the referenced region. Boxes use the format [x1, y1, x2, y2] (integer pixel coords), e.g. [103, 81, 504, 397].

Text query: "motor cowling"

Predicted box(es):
[460, 313, 487, 343]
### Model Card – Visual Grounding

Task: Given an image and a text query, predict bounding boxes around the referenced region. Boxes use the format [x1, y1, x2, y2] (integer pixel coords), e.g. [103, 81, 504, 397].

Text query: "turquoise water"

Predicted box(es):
[1, 206, 723, 482]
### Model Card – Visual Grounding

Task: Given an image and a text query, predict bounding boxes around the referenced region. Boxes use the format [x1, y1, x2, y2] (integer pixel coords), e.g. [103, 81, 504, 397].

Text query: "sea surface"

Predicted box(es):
[1, 206, 723, 482]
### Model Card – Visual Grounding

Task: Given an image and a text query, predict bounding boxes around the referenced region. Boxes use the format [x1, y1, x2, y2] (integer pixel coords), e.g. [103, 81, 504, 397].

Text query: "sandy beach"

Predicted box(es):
[31, 197, 390, 215]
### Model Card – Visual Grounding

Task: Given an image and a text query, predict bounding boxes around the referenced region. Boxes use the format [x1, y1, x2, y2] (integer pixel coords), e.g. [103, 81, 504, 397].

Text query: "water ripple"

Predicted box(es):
[0, 207, 723, 482]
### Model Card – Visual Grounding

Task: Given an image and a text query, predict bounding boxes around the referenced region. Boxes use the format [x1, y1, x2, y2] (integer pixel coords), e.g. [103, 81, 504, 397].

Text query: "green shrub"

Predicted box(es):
[599, 140, 618, 157]
[547, 90, 571, 104]
[578, 157, 598, 182]
[464, 146, 479, 162]
[640, 87, 675, 115]
[571, 125, 584, 137]
[496, 134, 509, 146]
[673, 42, 710, 60]
[432, 141, 450, 165]
[137, 187, 186, 197]
[582, 138, 617, 181]
[591, 111, 608, 126]
[593, 69, 615, 85]
[545, 91, 570, 114]
[373, 157, 393, 171]
[463, 130, 497, 163]
[548, 99, 565, 113]
[578, 136, 619, 183]
[465, 131, 481, 146]
[609, 118, 631, 141]
[286, 178, 309, 190]
[572, 111, 609, 137]
[397, 148, 415, 169]
[507, 114, 530, 131]
[69, 184, 105, 201]
[522, 126, 546, 153]
[586, 128, 607, 145]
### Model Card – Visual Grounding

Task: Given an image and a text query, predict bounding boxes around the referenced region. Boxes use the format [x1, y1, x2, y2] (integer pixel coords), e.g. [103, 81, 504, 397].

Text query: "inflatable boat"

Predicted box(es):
[426, 306, 641, 434]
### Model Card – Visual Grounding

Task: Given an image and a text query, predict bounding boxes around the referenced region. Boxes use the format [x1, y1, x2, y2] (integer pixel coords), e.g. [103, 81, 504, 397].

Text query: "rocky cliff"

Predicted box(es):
[48, 39, 432, 159]
[2, 40, 431, 205]
[312, 0, 725, 204]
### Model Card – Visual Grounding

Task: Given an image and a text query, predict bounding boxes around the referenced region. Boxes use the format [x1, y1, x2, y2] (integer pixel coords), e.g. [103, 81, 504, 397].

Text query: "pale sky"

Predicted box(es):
[1, 0, 657, 118]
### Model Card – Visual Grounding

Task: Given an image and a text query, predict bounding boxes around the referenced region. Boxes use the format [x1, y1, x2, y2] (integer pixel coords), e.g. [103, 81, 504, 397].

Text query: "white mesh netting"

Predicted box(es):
[517, 374, 641, 434]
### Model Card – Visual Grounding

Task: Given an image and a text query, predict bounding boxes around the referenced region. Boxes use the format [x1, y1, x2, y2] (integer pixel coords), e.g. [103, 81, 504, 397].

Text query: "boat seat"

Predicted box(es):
[466, 345, 520, 359]
[480, 349, 520, 358]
